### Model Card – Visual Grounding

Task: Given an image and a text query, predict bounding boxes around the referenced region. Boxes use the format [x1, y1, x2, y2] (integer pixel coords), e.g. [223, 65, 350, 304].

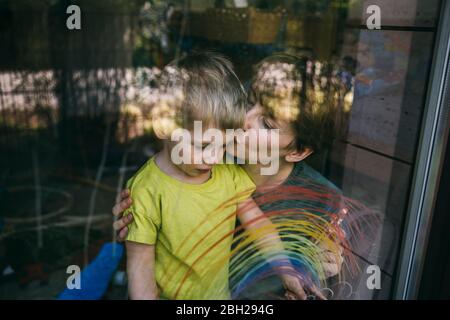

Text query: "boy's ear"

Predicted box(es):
[151, 107, 177, 139]
[284, 147, 313, 163]
[152, 118, 177, 140]
[152, 123, 170, 139]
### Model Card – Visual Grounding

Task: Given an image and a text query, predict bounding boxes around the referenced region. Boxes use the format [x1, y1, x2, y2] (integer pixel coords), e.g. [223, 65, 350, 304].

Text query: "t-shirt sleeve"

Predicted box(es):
[124, 175, 161, 245]
[230, 165, 256, 203]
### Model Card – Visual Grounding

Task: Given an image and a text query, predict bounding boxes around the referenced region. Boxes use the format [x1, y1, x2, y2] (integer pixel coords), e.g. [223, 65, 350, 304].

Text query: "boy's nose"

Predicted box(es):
[209, 157, 220, 165]
[243, 119, 251, 130]
[204, 149, 224, 164]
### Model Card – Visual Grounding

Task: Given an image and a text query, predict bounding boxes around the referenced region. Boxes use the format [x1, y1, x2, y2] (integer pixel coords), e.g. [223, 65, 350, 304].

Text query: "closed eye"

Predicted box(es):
[261, 116, 276, 129]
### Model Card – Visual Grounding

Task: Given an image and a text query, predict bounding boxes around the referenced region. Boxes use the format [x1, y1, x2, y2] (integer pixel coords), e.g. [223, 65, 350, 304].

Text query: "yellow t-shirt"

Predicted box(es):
[124, 157, 255, 300]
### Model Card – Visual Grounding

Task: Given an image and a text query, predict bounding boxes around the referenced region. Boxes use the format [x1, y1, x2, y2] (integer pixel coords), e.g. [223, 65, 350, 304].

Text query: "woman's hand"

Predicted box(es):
[112, 189, 134, 241]
[317, 242, 344, 279]
[281, 271, 326, 300]
[317, 206, 347, 279]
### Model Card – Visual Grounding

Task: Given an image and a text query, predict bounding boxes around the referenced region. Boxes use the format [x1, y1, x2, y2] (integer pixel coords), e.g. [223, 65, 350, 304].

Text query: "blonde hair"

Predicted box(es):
[152, 51, 247, 135]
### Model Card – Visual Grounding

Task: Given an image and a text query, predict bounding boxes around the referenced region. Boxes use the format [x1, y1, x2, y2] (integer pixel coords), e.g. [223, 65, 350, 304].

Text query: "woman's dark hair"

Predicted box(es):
[250, 53, 348, 153]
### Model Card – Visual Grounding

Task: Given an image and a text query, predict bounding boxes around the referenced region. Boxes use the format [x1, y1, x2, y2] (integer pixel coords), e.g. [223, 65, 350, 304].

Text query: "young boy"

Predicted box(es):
[124, 52, 315, 300]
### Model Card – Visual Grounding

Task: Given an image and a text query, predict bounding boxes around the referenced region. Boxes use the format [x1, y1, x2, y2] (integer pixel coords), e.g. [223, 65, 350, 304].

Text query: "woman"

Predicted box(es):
[112, 53, 348, 299]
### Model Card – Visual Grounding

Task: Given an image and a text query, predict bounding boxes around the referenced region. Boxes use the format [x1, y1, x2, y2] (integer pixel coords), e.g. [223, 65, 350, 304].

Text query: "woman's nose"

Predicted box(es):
[243, 117, 251, 130]
[244, 106, 258, 130]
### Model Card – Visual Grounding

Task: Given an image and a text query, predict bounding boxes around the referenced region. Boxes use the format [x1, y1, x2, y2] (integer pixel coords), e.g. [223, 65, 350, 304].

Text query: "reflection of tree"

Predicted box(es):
[0, 0, 163, 163]
[0, 1, 164, 279]
[133, 1, 175, 67]
[252, 56, 353, 151]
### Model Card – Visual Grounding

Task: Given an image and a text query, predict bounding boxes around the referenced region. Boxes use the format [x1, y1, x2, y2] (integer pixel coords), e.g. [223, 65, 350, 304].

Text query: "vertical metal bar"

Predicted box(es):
[393, 0, 450, 300]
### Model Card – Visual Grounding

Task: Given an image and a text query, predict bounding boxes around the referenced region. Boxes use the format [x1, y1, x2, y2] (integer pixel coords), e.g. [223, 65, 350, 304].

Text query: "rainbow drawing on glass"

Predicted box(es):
[154, 177, 381, 300]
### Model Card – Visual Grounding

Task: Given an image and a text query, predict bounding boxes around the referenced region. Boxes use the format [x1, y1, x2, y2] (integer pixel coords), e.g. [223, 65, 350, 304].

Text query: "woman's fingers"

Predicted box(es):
[112, 189, 133, 241]
[118, 226, 129, 242]
[285, 291, 299, 300]
[318, 248, 344, 278]
[121, 189, 130, 199]
[112, 197, 132, 217]
[113, 214, 133, 231]
[114, 188, 131, 215]
[287, 285, 307, 300]
[322, 262, 341, 278]
[308, 284, 327, 300]
[283, 275, 307, 300]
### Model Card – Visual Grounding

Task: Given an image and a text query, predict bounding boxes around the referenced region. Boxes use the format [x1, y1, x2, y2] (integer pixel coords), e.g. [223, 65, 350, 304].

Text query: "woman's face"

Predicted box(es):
[240, 99, 297, 163]
[230, 59, 305, 165]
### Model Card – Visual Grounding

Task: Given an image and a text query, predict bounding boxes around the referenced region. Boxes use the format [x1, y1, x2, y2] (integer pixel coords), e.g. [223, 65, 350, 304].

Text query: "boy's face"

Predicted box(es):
[168, 126, 230, 177]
